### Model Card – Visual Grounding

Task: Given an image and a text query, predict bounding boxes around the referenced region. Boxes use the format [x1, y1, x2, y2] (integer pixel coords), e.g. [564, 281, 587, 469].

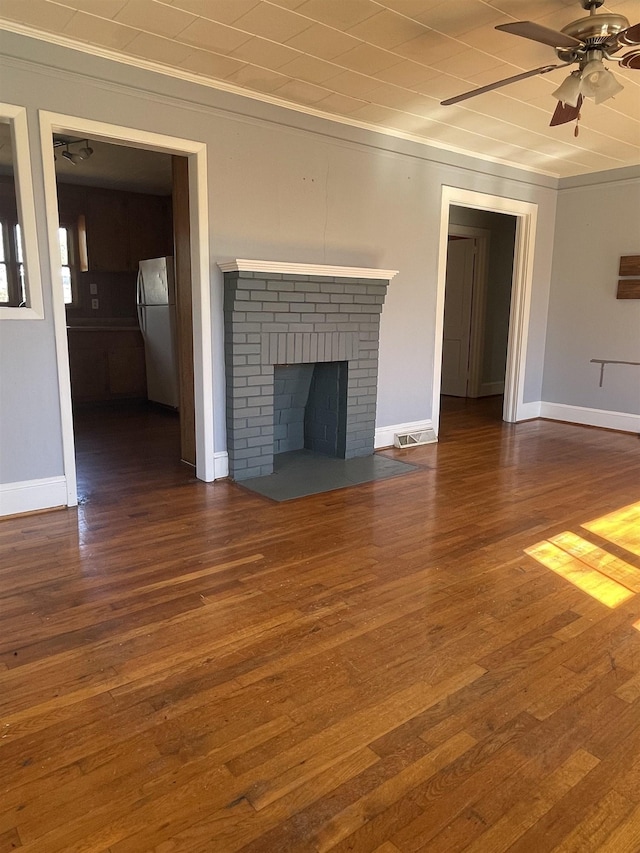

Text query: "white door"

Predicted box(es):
[441, 238, 475, 397]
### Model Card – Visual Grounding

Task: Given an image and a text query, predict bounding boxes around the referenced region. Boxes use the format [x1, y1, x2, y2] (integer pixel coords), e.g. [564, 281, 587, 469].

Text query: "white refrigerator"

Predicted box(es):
[136, 257, 179, 409]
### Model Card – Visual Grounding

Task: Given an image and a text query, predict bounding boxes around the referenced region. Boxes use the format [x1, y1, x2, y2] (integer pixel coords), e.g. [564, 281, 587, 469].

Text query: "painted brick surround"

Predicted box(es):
[220, 261, 397, 481]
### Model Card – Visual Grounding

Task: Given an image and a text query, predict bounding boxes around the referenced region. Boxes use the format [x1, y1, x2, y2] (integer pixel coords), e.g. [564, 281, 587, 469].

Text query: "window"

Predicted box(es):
[16, 222, 25, 301]
[0, 219, 26, 306]
[0, 105, 43, 319]
[0, 219, 76, 306]
[58, 225, 74, 304]
[0, 224, 8, 303]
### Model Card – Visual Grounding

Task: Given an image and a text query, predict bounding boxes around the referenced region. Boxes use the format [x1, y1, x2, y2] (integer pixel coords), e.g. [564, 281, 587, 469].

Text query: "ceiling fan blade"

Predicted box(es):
[549, 95, 582, 126]
[604, 22, 640, 52]
[617, 22, 640, 46]
[496, 21, 584, 50]
[620, 49, 640, 69]
[441, 64, 564, 106]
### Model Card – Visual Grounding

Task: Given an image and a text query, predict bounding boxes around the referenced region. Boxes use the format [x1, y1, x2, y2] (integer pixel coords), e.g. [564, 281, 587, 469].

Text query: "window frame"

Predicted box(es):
[57, 220, 79, 306]
[0, 104, 44, 320]
[0, 217, 26, 306]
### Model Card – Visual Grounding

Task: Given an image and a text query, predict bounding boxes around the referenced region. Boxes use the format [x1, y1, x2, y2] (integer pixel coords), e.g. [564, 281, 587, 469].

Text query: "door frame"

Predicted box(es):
[433, 187, 538, 435]
[39, 111, 215, 506]
[446, 225, 491, 399]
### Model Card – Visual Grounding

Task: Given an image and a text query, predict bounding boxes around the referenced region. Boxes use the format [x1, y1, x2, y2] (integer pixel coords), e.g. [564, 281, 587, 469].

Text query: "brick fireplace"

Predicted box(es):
[219, 261, 397, 481]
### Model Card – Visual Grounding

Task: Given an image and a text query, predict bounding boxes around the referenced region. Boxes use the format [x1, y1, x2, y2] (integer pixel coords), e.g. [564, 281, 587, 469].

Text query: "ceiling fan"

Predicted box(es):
[441, 0, 640, 127]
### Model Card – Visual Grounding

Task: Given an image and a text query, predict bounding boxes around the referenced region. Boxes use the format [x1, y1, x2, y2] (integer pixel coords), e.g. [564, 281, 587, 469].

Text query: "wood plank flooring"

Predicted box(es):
[2, 398, 640, 852]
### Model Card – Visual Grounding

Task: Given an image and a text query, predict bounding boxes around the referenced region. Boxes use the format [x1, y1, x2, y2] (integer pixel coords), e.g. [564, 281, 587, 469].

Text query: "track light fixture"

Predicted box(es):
[61, 146, 81, 165]
[53, 137, 94, 165]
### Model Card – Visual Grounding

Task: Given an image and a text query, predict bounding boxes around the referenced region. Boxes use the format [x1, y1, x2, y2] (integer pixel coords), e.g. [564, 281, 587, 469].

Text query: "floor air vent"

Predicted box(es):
[394, 428, 437, 448]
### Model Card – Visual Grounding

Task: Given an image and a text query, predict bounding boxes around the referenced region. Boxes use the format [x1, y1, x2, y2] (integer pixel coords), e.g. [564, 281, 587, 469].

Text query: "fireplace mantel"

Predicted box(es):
[218, 259, 398, 280]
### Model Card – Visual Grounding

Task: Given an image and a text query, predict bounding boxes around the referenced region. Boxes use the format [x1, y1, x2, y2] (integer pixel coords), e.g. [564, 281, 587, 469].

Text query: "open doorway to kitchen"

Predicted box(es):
[40, 113, 214, 508]
[53, 137, 195, 503]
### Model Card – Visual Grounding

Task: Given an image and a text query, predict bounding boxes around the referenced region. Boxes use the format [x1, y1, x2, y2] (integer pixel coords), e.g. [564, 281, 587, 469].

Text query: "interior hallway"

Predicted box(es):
[2, 404, 640, 851]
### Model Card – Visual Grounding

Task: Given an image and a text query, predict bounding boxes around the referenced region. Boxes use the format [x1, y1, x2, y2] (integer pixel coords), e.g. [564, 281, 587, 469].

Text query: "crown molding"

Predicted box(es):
[218, 260, 398, 279]
[0, 18, 561, 181]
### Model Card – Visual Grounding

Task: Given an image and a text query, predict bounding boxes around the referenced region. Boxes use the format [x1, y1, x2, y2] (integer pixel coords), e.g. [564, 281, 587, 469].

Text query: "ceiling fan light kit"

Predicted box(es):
[441, 0, 639, 127]
[581, 61, 624, 104]
[553, 55, 624, 108]
[552, 70, 582, 107]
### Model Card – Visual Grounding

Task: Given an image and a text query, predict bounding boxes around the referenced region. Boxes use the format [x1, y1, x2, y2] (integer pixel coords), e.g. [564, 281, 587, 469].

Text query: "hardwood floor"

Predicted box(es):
[2, 400, 640, 852]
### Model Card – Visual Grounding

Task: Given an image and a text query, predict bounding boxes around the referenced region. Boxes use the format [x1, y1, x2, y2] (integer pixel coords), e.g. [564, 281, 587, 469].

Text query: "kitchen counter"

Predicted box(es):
[67, 317, 139, 331]
[67, 325, 141, 332]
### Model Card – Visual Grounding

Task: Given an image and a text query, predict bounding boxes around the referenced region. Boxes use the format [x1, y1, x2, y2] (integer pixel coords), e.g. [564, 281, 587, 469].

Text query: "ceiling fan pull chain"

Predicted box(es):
[574, 111, 581, 137]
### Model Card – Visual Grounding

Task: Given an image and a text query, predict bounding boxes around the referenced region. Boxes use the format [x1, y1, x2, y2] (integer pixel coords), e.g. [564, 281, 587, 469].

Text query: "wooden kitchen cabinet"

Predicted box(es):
[59, 185, 173, 273]
[127, 193, 172, 266]
[68, 328, 147, 403]
[84, 191, 129, 272]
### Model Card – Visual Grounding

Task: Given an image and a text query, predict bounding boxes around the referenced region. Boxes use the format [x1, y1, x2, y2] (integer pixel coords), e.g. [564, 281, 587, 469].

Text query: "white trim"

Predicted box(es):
[214, 451, 229, 480]
[0, 476, 66, 516]
[434, 188, 538, 435]
[38, 111, 216, 508]
[375, 419, 435, 449]
[504, 210, 537, 423]
[189, 143, 215, 483]
[0, 103, 44, 319]
[518, 401, 542, 420]
[540, 402, 640, 434]
[0, 19, 560, 180]
[218, 260, 399, 279]
[39, 113, 77, 505]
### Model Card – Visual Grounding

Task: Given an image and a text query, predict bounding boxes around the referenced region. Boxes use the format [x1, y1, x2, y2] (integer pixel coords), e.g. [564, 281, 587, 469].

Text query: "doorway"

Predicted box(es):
[441, 212, 517, 429]
[53, 137, 195, 498]
[40, 113, 214, 508]
[433, 187, 539, 437]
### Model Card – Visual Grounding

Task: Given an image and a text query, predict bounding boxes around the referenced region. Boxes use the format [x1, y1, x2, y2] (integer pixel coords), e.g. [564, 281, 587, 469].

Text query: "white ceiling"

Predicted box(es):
[1, 0, 639, 178]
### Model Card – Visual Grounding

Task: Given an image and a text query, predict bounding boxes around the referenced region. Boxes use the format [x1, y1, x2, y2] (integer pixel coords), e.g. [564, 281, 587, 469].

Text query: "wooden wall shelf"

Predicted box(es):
[617, 254, 640, 299]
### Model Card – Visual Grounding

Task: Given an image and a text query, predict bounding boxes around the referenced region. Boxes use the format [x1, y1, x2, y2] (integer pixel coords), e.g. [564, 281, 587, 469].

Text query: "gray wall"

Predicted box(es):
[0, 31, 562, 488]
[543, 170, 640, 415]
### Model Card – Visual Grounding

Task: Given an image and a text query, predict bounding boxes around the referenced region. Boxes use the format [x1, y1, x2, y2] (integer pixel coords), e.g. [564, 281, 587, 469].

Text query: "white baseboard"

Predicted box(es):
[478, 381, 505, 397]
[0, 476, 67, 517]
[4, 406, 632, 515]
[540, 402, 640, 434]
[213, 451, 229, 479]
[516, 400, 542, 421]
[375, 419, 435, 449]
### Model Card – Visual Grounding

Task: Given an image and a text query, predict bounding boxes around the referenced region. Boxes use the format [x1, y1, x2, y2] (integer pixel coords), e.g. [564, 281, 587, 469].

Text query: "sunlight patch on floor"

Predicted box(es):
[525, 539, 635, 608]
[526, 503, 640, 610]
[582, 501, 640, 558]
[549, 531, 640, 593]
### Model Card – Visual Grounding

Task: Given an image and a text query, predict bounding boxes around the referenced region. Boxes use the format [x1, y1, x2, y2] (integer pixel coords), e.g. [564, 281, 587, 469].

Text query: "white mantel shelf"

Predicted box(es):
[218, 259, 398, 280]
